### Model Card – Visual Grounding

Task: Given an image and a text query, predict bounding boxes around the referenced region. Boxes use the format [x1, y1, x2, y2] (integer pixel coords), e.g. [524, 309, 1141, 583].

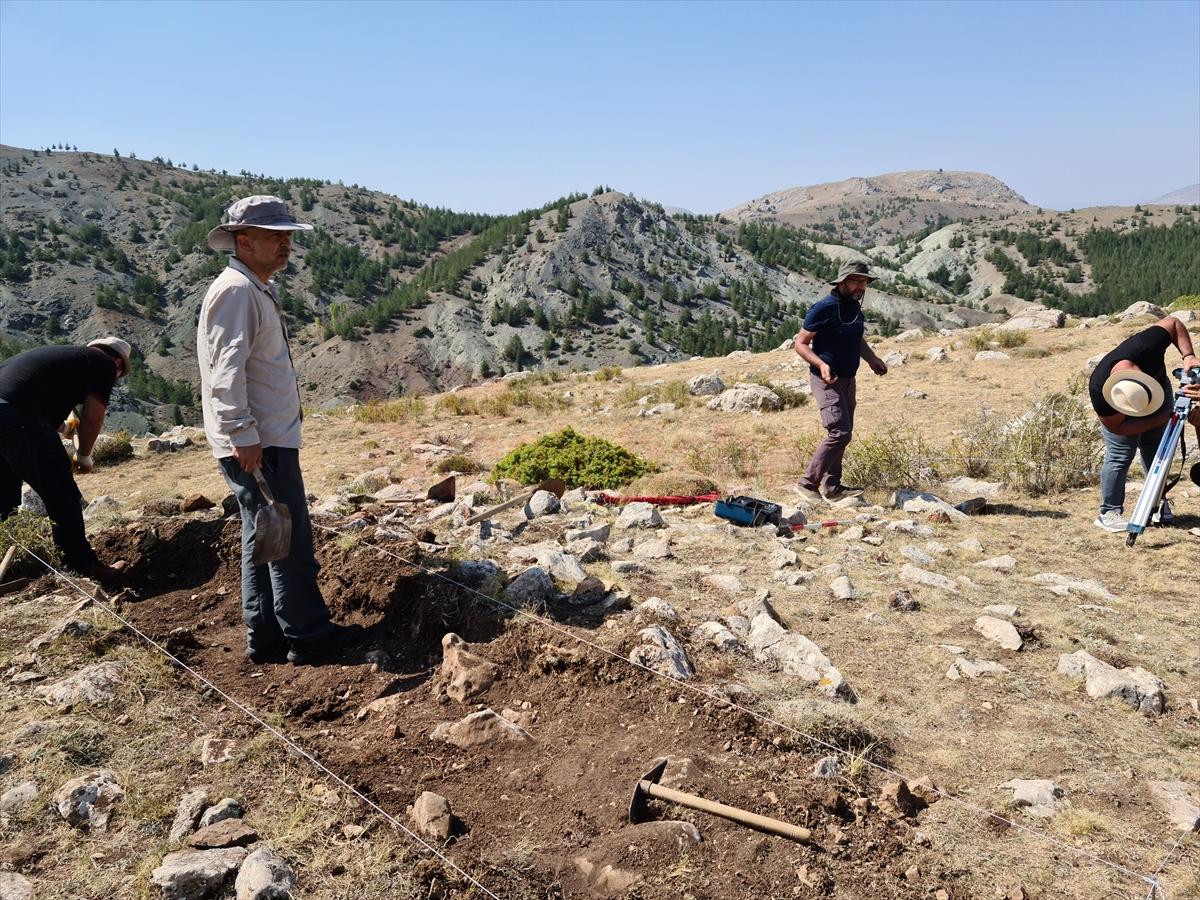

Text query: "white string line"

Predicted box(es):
[325, 523, 1160, 889]
[0, 532, 501, 900]
[1145, 829, 1194, 900]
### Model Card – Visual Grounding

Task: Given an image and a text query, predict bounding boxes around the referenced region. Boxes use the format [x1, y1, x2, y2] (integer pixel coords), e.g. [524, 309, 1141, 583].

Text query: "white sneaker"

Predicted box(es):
[1152, 499, 1173, 525]
[1093, 510, 1128, 533]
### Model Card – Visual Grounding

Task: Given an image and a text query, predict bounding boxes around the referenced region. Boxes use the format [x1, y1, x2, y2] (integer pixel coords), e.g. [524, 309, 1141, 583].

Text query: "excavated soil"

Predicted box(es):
[80, 516, 963, 899]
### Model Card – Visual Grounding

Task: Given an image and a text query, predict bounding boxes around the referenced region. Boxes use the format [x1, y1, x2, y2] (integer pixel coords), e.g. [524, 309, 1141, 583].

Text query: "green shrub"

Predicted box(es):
[435, 393, 479, 416]
[0, 509, 62, 575]
[1168, 295, 1200, 311]
[948, 393, 1101, 495]
[745, 373, 808, 409]
[434, 454, 482, 474]
[93, 430, 133, 466]
[492, 427, 656, 489]
[841, 428, 934, 491]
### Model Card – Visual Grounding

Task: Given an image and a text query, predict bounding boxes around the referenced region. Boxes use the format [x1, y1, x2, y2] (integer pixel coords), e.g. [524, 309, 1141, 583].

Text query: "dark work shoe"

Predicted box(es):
[821, 484, 863, 501]
[246, 643, 288, 665]
[287, 623, 364, 666]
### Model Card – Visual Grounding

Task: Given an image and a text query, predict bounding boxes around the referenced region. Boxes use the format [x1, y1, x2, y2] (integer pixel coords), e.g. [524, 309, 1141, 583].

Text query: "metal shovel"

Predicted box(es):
[251, 468, 292, 565]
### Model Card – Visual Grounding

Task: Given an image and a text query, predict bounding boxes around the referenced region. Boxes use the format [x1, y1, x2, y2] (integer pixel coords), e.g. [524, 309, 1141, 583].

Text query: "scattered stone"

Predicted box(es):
[169, 788, 211, 841]
[997, 306, 1065, 330]
[706, 383, 783, 413]
[1030, 573, 1117, 601]
[235, 847, 297, 900]
[19, 485, 46, 516]
[180, 494, 216, 513]
[503, 567, 555, 608]
[564, 523, 610, 544]
[974, 350, 1010, 361]
[704, 573, 743, 594]
[615, 502, 664, 530]
[894, 328, 923, 342]
[1147, 781, 1200, 832]
[611, 560, 647, 576]
[34, 661, 124, 706]
[976, 555, 1017, 572]
[636, 597, 679, 623]
[693, 621, 740, 652]
[903, 389, 929, 400]
[926, 346, 949, 362]
[570, 575, 607, 605]
[957, 538, 985, 553]
[432, 633, 498, 704]
[879, 780, 927, 818]
[812, 757, 842, 779]
[946, 657, 1009, 680]
[349, 466, 394, 493]
[1116, 300, 1166, 320]
[198, 798, 244, 829]
[411, 791, 454, 841]
[747, 614, 853, 701]
[983, 604, 1020, 618]
[687, 372, 725, 396]
[639, 402, 677, 417]
[1001, 779, 1066, 818]
[0, 781, 38, 817]
[26, 616, 92, 650]
[53, 769, 124, 831]
[563, 537, 603, 563]
[974, 616, 1023, 651]
[201, 737, 236, 766]
[629, 626, 693, 680]
[187, 818, 259, 849]
[900, 545, 935, 565]
[524, 490, 560, 518]
[430, 709, 534, 748]
[899, 565, 959, 593]
[633, 538, 673, 559]
[0, 874, 32, 900]
[882, 350, 907, 367]
[891, 489, 969, 522]
[888, 591, 920, 612]
[83, 494, 122, 520]
[152, 847, 248, 900]
[829, 576, 856, 601]
[839, 524, 865, 541]
[1057, 651, 1165, 715]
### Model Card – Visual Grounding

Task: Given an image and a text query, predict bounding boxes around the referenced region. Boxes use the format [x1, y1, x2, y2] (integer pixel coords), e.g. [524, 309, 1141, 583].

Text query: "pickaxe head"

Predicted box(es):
[628, 757, 669, 824]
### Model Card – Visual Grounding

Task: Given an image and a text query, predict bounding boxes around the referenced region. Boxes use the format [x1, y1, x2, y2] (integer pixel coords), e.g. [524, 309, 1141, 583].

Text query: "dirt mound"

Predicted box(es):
[89, 518, 946, 898]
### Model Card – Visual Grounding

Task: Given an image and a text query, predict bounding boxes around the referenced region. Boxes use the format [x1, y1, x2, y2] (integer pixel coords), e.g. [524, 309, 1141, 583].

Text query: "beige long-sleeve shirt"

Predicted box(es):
[197, 258, 303, 457]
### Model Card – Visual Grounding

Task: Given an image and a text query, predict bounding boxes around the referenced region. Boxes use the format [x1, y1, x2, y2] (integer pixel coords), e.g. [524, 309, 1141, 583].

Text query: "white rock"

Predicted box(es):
[704, 574, 743, 594]
[900, 564, 959, 593]
[0, 874, 33, 900]
[19, 485, 46, 516]
[1030, 573, 1117, 601]
[53, 769, 124, 831]
[1002, 779, 1066, 818]
[893, 329, 923, 343]
[629, 626, 693, 680]
[636, 597, 679, 623]
[0, 781, 39, 817]
[235, 847, 297, 900]
[943, 477, 1003, 498]
[34, 661, 123, 706]
[1147, 780, 1200, 832]
[900, 546, 935, 565]
[882, 350, 907, 367]
[926, 346, 949, 362]
[564, 522, 610, 544]
[410, 792, 453, 841]
[152, 847, 248, 900]
[829, 576, 857, 600]
[997, 307, 1065, 330]
[169, 788, 211, 841]
[1116, 301, 1166, 321]
[903, 389, 929, 399]
[633, 539, 673, 559]
[83, 495, 122, 520]
[976, 555, 1017, 572]
[524, 490, 561, 518]
[974, 350, 1010, 361]
[1057, 650, 1165, 715]
[693, 621, 741, 653]
[957, 538, 984, 553]
[615, 502, 664, 530]
[706, 383, 782, 413]
[198, 798, 243, 828]
[747, 614, 852, 701]
[974, 616, 1023, 651]
[687, 373, 726, 396]
[812, 756, 842, 779]
[946, 657, 1009, 680]
[983, 603, 1020, 618]
[432, 709, 534, 748]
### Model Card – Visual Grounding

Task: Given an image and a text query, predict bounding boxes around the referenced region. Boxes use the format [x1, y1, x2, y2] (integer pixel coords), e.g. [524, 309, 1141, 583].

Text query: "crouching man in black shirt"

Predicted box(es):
[0, 338, 132, 581]
[1087, 316, 1200, 532]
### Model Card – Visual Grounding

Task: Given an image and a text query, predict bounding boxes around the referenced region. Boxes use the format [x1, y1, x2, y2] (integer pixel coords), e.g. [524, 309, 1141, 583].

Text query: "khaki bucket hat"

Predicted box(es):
[830, 260, 876, 285]
[207, 195, 313, 252]
[1102, 369, 1165, 417]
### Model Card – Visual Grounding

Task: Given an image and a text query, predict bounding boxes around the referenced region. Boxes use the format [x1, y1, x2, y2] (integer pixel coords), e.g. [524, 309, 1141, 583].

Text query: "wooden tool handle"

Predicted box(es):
[643, 782, 812, 843]
[463, 489, 534, 526]
[0, 545, 16, 584]
[252, 468, 278, 505]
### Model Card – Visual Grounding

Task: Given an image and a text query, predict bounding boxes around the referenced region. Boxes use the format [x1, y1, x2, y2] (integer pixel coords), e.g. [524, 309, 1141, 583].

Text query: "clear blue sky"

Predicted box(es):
[2, 0, 1197, 214]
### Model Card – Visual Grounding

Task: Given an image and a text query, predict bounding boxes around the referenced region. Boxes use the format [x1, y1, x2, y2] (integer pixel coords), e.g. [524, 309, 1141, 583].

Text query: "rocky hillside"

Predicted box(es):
[2, 147, 1197, 420]
[723, 170, 1034, 246]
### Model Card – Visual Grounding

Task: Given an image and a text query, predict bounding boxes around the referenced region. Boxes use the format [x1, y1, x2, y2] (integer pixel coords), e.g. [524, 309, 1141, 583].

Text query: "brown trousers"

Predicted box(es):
[801, 374, 857, 492]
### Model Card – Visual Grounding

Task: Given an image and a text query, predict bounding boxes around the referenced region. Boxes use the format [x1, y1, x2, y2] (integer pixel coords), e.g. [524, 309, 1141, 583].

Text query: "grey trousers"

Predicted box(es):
[218, 447, 333, 651]
[801, 374, 857, 492]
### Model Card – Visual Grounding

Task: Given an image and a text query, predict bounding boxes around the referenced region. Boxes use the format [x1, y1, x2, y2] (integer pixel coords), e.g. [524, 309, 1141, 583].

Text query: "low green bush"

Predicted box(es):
[0, 509, 62, 575]
[93, 430, 133, 466]
[435, 454, 482, 474]
[492, 427, 656, 488]
[1167, 295, 1200, 311]
[841, 428, 934, 491]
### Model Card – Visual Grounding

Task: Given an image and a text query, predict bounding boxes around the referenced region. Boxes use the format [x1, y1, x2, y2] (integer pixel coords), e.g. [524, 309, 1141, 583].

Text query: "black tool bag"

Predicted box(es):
[714, 495, 782, 528]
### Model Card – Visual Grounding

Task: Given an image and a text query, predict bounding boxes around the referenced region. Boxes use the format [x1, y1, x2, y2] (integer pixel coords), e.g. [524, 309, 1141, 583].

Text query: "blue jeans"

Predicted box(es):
[218, 447, 333, 652]
[1099, 423, 1167, 514]
[0, 399, 98, 571]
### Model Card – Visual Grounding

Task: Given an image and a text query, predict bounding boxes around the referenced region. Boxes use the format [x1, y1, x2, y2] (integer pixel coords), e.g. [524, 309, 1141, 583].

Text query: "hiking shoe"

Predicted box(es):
[1093, 510, 1128, 533]
[821, 484, 863, 501]
[1152, 499, 1173, 526]
[246, 643, 288, 665]
[287, 623, 364, 666]
[795, 484, 823, 503]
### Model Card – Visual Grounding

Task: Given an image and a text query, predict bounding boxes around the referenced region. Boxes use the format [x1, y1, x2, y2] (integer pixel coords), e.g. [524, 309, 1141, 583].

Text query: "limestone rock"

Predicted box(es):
[974, 616, 1023, 651]
[974, 350, 1010, 361]
[1147, 781, 1200, 832]
[564, 523, 610, 543]
[198, 798, 244, 829]
[900, 564, 959, 593]
[169, 788, 211, 841]
[900, 545, 935, 565]
[1057, 651, 1165, 715]
[893, 328, 923, 342]
[635, 597, 679, 623]
[883, 350, 907, 367]
[704, 573, 743, 594]
[1001, 779, 1066, 818]
[943, 477, 1003, 498]
[512, 544, 588, 584]
[34, 661, 123, 706]
[431, 709, 534, 748]
[976, 555, 1017, 572]
[53, 769, 124, 831]
[1116, 301, 1166, 321]
[830, 576, 857, 600]
[747, 614, 853, 701]
[503, 567, 555, 608]
[687, 372, 725, 396]
[410, 791, 454, 841]
[432, 633, 498, 704]
[524, 490, 560, 518]
[615, 502, 664, 529]
[83, 494, 122, 520]
[997, 307, 1065, 330]
[926, 346, 949, 362]
[152, 847, 248, 900]
[706, 383, 782, 413]
[235, 847, 297, 900]
[693, 621, 740, 652]
[983, 603, 1020, 617]
[349, 466, 393, 493]
[946, 657, 1009, 680]
[633, 538, 673, 559]
[0, 781, 38, 817]
[629, 626, 693, 680]
[1030, 573, 1117, 601]
[812, 756, 842, 779]
[0, 874, 33, 900]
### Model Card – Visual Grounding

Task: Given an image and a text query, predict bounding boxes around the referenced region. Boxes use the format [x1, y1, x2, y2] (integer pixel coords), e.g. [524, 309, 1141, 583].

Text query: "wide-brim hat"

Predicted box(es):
[1101, 368, 1165, 417]
[87, 336, 132, 377]
[831, 260, 876, 285]
[207, 194, 313, 252]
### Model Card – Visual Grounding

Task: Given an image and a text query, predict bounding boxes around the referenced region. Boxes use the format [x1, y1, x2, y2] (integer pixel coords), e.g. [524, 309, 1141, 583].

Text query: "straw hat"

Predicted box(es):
[1101, 369, 1165, 417]
[87, 336, 131, 377]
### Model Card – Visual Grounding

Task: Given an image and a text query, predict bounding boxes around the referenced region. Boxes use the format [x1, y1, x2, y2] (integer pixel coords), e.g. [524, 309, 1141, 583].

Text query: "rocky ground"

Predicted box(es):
[1, 311, 1198, 899]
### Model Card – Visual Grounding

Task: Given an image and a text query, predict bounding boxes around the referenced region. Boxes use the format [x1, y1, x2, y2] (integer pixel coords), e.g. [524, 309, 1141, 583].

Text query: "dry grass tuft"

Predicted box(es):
[352, 397, 427, 423]
[624, 471, 720, 497]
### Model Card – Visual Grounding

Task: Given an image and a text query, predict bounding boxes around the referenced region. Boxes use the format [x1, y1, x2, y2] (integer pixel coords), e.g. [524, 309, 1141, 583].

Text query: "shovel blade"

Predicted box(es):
[426, 475, 456, 503]
[251, 501, 293, 565]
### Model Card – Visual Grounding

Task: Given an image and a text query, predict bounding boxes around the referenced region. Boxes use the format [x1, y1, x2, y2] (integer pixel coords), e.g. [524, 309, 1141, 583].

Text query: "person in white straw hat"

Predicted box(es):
[198, 195, 361, 666]
[0, 336, 132, 581]
[1087, 315, 1200, 532]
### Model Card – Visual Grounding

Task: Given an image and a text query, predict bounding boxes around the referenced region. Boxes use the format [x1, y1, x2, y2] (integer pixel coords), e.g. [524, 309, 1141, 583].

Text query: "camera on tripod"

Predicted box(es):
[1126, 364, 1200, 546]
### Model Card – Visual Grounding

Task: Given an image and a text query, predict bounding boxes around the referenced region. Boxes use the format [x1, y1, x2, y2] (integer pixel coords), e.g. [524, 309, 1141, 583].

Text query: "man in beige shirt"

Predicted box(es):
[199, 196, 359, 665]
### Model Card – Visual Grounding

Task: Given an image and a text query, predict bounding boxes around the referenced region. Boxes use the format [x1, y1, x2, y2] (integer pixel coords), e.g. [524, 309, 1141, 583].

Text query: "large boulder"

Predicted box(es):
[997, 306, 1065, 331]
[1057, 651, 1165, 715]
[1116, 301, 1166, 321]
[687, 372, 725, 396]
[152, 847, 248, 900]
[706, 383, 782, 413]
[615, 502, 664, 530]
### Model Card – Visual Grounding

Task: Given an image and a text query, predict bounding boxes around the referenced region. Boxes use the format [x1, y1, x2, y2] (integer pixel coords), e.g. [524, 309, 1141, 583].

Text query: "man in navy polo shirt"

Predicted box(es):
[793, 261, 888, 501]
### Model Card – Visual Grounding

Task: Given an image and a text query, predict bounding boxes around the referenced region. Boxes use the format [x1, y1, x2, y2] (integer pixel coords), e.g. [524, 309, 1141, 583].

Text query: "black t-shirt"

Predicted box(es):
[1088, 325, 1172, 418]
[0, 346, 117, 428]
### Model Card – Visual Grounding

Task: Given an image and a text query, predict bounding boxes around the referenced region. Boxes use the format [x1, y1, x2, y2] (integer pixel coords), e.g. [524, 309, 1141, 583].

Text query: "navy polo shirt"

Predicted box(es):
[803, 292, 865, 377]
